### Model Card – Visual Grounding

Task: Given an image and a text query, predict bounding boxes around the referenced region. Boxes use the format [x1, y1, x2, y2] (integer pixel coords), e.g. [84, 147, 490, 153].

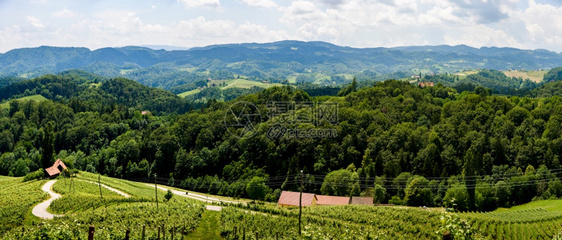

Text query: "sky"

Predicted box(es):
[1, 0, 562, 53]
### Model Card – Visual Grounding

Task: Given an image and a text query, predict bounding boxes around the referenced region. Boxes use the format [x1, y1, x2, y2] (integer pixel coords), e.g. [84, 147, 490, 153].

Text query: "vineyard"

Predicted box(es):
[0, 177, 46, 235]
[48, 179, 137, 214]
[220, 204, 442, 239]
[459, 200, 562, 239]
[3, 202, 206, 239]
[5, 173, 562, 239]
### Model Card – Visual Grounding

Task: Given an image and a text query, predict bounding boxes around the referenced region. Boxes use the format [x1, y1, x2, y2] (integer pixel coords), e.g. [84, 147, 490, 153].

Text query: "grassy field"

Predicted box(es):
[453, 70, 479, 80]
[0, 94, 48, 109]
[178, 79, 282, 97]
[494, 199, 562, 212]
[286, 75, 298, 84]
[186, 211, 222, 239]
[178, 88, 202, 98]
[503, 70, 547, 83]
[222, 79, 282, 89]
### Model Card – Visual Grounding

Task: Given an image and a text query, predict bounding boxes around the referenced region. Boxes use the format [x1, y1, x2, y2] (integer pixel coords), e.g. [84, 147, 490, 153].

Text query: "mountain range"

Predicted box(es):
[1, 41, 562, 89]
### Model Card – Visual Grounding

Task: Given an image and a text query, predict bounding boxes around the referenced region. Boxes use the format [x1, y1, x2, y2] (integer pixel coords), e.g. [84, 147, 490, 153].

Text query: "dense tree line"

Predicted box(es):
[544, 67, 562, 82]
[2, 73, 562, 210]
[0, 74, 191, 114]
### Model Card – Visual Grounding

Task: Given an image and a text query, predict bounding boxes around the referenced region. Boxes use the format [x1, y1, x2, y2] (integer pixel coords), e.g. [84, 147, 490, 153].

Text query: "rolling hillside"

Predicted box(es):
[4, 173, 562, 239]
[2, 41, 562, 91]
[0, 94, 47, 109]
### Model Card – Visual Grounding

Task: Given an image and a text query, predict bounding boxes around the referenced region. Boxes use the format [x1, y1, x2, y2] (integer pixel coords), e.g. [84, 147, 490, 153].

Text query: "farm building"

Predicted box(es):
[316, 195, 350, 206]
[350, 196, 374, 205]
[44, 159, 67, 178]
[277, 191, 317, 207]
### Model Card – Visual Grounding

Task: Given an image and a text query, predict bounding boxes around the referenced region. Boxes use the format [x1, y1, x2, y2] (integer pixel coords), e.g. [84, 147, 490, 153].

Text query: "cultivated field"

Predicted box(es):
[4, 172, 562, 239]
[503, 70, 547, 83]
[178, 78, 282, 97]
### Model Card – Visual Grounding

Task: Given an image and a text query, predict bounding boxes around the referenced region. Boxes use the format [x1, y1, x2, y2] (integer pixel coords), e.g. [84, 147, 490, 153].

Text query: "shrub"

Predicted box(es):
[23, 169, 44, 182]
[164, 189, 173, 202]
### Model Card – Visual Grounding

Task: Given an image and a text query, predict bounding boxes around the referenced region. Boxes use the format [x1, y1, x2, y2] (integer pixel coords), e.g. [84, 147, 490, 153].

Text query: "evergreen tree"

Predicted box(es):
[41, 122, 55, 169]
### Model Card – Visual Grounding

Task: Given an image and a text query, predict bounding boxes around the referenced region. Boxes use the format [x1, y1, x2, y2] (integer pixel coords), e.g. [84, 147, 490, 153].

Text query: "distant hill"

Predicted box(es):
[0, 74, 190, 114]
[1, 41, 562, 90]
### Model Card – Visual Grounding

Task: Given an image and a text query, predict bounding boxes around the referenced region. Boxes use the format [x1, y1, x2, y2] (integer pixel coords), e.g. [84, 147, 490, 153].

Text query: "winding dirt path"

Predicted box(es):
[32, 179, 132, 220]
[32, 180, 62, 220]
[80, 180, 130, 198]
[149, 184, 235, 211]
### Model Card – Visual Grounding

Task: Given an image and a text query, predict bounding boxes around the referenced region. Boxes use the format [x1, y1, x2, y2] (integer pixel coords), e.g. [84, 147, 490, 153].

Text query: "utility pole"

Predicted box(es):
[299, 169, 303, 236]
[98, 174, 103, 201]
[154, 173, 159, 211]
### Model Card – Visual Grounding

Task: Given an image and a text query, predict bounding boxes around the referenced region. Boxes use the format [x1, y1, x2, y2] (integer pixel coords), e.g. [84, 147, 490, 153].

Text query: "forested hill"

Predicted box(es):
[0, 73, 190, 114]
[3, 76, 562, 211]
[1, 41, 562, 89]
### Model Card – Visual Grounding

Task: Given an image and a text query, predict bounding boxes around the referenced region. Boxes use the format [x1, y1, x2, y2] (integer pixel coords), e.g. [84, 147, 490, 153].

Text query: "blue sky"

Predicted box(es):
[1, 0, 561, 52]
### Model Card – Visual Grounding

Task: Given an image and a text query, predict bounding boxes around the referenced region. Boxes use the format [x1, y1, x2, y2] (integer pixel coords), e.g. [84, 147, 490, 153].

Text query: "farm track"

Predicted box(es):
[32, 179, 132, 220]
[32, 180, 62, 220]
[78, 179, 131, 198]
[148, 184, 233, 211]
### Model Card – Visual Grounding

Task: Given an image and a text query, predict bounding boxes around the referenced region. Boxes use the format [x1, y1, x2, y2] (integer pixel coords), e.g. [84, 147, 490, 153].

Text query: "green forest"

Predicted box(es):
[2, 68, 562, 212]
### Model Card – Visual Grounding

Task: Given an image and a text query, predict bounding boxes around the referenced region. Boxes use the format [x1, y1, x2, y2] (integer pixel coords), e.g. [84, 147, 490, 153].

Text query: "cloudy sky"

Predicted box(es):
[1, 0, 561, 53]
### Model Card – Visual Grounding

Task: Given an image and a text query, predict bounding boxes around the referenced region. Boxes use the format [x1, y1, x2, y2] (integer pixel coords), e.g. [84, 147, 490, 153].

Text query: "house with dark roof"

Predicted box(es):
[350, 196, 373, 205]
[44, 159, 67, 178]
[277, 191, 317, 207]
[316, 195, 350, 206]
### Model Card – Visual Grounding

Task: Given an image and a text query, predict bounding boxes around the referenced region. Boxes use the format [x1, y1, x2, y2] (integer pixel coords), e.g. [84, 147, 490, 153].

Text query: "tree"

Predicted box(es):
[374, 184, 387, 204]
[41, 122, 55, 169]
[321, 169, 360, 196]
[475, 182, 496, 211]
[494, 181, 511, 207]
[546, 179, 562, 198]
[464, 145, 482, 210]
[392, 172, 413, 199]
[443, 184, 469, 211]
[12, 158, 30, 177]
[507, 106, 530, 126]
[404, 176, 433, 206]
[337, 78, 358, 96]
[246, 176, 268, 200]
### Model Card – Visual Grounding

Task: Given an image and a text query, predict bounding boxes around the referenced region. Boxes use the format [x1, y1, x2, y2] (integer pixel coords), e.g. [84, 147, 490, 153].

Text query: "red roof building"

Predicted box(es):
[316, 195, 350, 206]
[418, 81, 435, 88]
[278, 191, 317, 207]
[44, 159, 67, 178]
[350, 196, 373, 205]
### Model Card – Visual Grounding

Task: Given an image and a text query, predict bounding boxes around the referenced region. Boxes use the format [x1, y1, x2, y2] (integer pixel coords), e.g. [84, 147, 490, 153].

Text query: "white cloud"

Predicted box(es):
[177, 0, 220, 9]
[443, 25, 523, 49]
[281, 1, 327, 23]
[26, 16, 44, 29]
[2, 0, 562, 53]
[175, 17, 287, 42]
[241, 0, 277, 8]
[176, 17, 234, 38]
[53, 8, 76, 18]
[517, 0, 562, 48]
